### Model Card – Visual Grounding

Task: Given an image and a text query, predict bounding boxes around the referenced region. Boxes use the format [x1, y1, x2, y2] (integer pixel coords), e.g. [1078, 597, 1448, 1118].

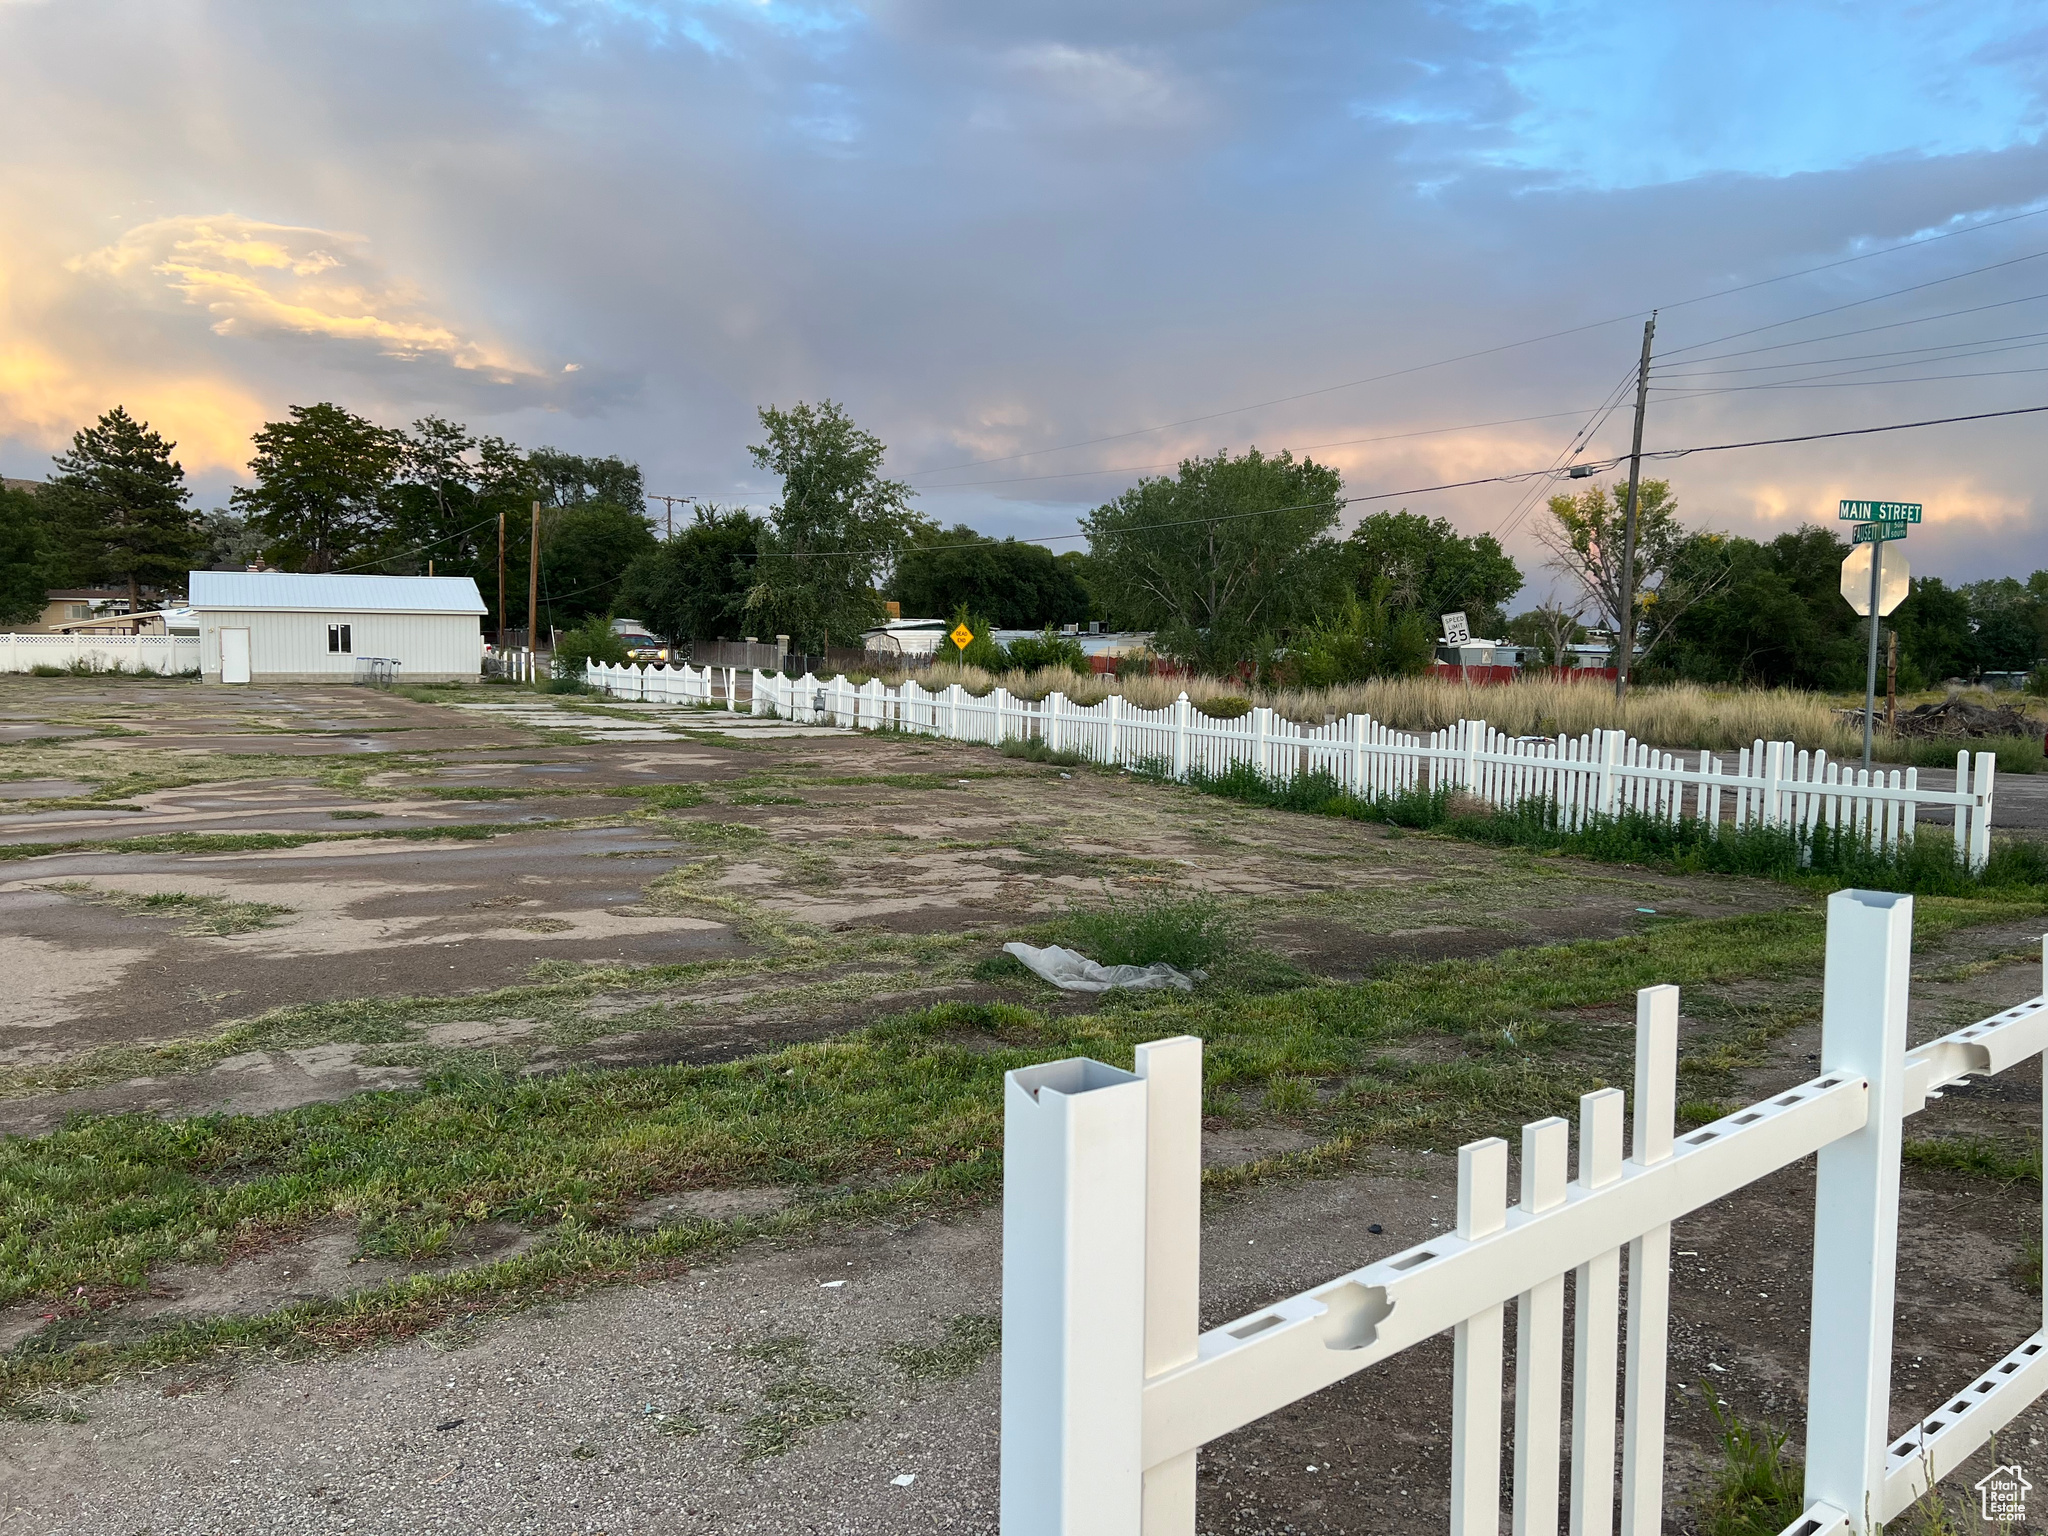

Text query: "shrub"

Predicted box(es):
[551, 613, 630, 679]
[1003, 627, 1089, 675]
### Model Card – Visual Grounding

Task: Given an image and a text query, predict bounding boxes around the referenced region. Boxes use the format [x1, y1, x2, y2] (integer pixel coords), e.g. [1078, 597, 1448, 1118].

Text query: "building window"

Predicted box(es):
[328, 624, 352, 654]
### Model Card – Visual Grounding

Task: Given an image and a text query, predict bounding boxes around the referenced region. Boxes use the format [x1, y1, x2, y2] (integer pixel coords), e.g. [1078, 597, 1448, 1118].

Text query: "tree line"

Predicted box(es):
[4, 398, 2038, 690]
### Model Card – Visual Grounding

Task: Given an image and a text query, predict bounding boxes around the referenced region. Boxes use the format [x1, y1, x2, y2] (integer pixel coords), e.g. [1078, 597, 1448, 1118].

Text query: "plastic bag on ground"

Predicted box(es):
[1002, 941, 1197, 993]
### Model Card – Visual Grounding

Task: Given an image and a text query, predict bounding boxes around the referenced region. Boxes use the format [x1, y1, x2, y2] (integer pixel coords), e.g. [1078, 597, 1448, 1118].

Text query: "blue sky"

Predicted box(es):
[2, 0, 2045, 597]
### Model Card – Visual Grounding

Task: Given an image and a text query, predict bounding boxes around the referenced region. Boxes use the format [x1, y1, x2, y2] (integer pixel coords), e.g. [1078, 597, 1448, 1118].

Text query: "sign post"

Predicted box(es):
[1838, 501, 1920, 772]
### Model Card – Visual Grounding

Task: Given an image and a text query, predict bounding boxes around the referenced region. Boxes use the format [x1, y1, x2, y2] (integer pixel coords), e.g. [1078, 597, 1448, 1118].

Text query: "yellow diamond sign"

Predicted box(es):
[950, 623, 974, 650]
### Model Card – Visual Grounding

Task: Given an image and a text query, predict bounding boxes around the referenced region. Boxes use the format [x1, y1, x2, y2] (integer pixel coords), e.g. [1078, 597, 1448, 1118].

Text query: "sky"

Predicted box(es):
[3, 0, 2046, 604]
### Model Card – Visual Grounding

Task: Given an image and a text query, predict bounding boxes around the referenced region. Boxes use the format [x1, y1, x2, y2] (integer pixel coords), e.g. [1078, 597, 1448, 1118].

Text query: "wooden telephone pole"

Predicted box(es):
[528, 500, 541, 656]
[496, 511, 506, 645]
[1614, 312, 1656, 703]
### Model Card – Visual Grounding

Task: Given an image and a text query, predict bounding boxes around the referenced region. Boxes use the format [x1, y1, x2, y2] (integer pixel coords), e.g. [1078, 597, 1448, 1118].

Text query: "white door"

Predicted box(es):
[220, 627, 251, 684]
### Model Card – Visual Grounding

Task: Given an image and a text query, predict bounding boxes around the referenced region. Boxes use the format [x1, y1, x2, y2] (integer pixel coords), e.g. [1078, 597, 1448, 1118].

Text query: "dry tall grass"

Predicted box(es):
[859, 663, 1945, 755]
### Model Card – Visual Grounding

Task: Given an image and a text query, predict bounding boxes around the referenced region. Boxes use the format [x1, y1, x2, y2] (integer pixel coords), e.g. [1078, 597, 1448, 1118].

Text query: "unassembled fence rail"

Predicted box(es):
[584, 664, 1999, 867]
[996, 890, 2048, 1535]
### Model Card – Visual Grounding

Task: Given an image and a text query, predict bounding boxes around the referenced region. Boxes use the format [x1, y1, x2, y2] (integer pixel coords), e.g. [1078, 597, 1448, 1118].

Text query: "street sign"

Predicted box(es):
[1839, 499, 1922, 524]
[1841, 544, 1910, 617]
[1852, 520, 1909, 544]
[949, 623, 974, 650]
[1441, 611, 1470, 646]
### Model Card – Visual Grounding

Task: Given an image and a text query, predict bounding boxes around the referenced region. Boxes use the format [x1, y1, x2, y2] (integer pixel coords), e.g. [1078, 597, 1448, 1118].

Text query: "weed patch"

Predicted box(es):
[1695, 1392, 1803, 1536]
[1172, 763, 2048, 898]
[884, 1314, 1001, 1381]
[46, 883, 294, 937]
[1045, 890, 1235, 972]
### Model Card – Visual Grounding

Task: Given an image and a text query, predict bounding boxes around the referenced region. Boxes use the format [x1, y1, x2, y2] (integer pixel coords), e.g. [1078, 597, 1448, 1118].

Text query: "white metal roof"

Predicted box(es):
[188, 571, 488, 615]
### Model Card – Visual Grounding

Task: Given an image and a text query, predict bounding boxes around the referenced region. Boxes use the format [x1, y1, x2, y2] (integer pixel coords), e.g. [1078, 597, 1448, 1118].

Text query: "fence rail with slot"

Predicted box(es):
[582, 663, 1999, 867]
[1000, 890, 2048, 1535]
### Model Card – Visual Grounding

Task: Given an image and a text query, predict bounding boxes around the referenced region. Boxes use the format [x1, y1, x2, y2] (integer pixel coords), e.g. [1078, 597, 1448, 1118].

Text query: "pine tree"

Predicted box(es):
[47, 407, 202, 607]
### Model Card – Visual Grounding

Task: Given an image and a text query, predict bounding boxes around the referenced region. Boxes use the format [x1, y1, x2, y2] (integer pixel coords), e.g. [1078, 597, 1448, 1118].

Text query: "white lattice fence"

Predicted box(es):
[0, 633, 199, 675]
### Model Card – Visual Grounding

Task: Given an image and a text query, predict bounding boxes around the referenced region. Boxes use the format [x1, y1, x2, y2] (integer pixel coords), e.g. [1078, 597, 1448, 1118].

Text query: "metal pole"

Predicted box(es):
[1614, 312, 1656, 703]
[496, 511, 506, 646]
[1862, 542, 1882, 771]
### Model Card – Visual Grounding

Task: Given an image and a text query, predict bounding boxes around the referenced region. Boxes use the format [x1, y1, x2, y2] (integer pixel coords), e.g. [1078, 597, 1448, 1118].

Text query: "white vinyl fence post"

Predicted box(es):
[1451, 1137, 1510, 1536]
[1799, 889, 1914, 1535]
[1137, 1037, 1203, 1536]
[1000, 1056, 1149, 1536]
[1569, 1086, 1626, 1536]
[1620, 985, 1678, 1536]
[1969, 750, 1996, 871]
[1172, 693, 1191, 781]
[1513, 1117, 1571, 1536]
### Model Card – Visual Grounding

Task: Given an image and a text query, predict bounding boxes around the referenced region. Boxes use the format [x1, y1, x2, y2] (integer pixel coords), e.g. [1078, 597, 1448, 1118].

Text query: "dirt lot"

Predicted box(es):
[2, 675, 2045, 1535]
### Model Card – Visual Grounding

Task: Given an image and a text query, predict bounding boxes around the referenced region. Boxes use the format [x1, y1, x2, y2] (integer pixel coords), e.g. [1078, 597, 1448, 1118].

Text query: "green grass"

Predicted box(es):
[47, 884, 294, 937]
[1169, 763, 2048, 897]
[0, 822, 521, 863]
[0, 891, 2034, 1409]
[884, 1314, 1001, 1381]
[997, 737, 1088, 768]
[1903, 1135, 2042, 1184]
[1695, 1392, 1804, 1536]
[1044, 890, 1236, 972]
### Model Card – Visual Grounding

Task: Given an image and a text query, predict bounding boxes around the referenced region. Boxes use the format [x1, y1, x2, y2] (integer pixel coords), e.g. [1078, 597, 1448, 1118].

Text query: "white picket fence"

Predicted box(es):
[584, 663, 2000, 867]
[1002, 890, 2048, 1536]
[0, 632, 199, 676]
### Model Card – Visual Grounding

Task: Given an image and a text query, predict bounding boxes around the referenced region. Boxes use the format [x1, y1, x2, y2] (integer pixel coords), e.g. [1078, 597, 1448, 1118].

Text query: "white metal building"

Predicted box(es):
[188, 571, 488, 684]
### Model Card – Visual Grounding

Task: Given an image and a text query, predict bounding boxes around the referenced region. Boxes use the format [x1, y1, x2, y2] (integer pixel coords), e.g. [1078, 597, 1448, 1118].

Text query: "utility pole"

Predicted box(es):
[496, 511, 506, 646]
[1614, 311, 1656, 703]
[648, 494, 695, 539]
[529, 500, 541, 658]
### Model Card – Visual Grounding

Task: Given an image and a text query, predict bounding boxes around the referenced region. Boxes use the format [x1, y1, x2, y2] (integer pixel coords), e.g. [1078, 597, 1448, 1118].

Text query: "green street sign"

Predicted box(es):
[1852, 520, 1909, 544]
[1839, 499, 1922, 523]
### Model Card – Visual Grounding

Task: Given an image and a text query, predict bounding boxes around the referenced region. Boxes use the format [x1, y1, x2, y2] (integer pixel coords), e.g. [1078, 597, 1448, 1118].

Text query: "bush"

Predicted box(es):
[1003, 627, 1089, 675]
[1178, 761, 2048, 896]
[551, 613, 630, 680]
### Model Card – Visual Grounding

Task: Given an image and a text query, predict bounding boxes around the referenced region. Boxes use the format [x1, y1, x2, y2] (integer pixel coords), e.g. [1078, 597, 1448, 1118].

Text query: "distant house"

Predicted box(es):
[187, 571, 487, 684]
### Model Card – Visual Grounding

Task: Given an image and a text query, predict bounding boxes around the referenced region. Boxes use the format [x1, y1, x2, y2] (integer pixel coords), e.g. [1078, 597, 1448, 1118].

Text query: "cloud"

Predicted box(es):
[72, 215, 550, 387]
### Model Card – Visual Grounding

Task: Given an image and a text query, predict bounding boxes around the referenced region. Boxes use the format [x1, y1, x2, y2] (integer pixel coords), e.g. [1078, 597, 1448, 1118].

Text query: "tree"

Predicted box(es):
[1082, 447, 1344, 670]
[45, 407, 202, 605]
[198, 509, 266, 571]
[1539, 478, 1724, 669]
[888, 526, 1091, 628]
[539, 501, 658, 628]
[743, 401, 928, 650]
[0, 482, 50, 625]
[384, 419, 537, 632]
[1647, 528, 1860, 689]
[231, 403, 401, 572]
[1963, 578, 2046, 673]
[1891, 577, 1975, 685]
[1281, 582, 1433, 686]
[1503, 603, 1586, 669]
[618, 504, 764, 643]
[529, 447, 645, 513]
[1345, 510, 1522, 637]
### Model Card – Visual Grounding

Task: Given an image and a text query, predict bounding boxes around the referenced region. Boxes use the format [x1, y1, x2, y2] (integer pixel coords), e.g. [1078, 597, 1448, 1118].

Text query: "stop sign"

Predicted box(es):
[1841, 544, 1911, 617]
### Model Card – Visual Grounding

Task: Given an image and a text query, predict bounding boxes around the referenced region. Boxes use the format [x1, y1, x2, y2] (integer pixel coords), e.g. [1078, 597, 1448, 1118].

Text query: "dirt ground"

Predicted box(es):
[0, 677, 1790, 1134]
[2, 676, 2045, 1534]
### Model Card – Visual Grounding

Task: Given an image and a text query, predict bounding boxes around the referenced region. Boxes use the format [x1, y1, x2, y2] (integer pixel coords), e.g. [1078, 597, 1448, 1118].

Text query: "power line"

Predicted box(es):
[905, 205, 2048, 480]
[1653, 363, 2048, 396]
[913, 404, 1626, 491]
[330, 513, 498, 574]
[742, 403, 2048, 561]
[1651, 329, 2048, 381]
[1653, 247, 2048, 362]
